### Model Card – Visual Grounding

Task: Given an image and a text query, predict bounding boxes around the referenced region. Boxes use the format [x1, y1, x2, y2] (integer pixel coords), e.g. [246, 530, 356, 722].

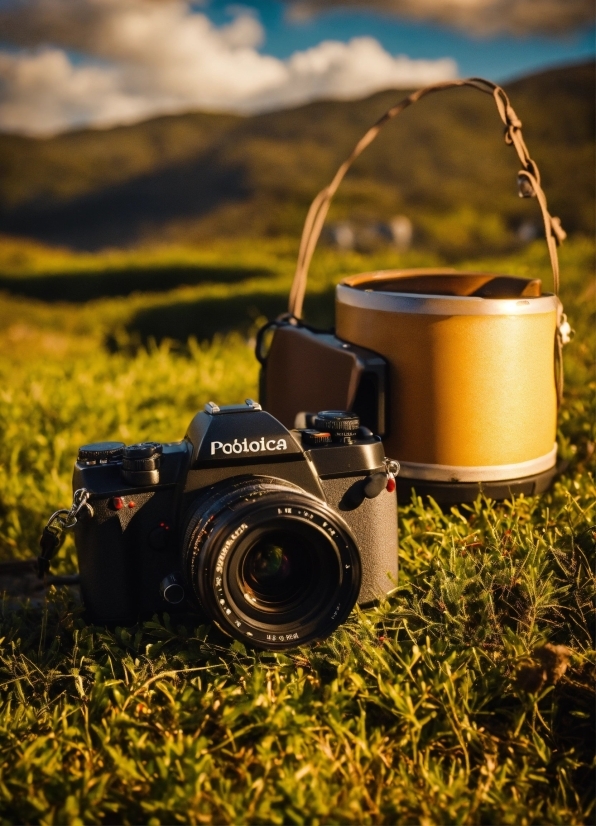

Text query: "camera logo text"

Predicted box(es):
[210, 437, 288, 456]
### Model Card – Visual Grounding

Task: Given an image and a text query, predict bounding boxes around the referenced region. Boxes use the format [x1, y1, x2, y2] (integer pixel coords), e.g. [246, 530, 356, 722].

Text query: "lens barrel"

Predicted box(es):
[182, 479, 361, 650]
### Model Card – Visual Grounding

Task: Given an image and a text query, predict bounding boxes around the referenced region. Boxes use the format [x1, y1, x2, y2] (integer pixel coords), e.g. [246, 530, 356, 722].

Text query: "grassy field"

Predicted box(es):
[0, 234, 594, 824]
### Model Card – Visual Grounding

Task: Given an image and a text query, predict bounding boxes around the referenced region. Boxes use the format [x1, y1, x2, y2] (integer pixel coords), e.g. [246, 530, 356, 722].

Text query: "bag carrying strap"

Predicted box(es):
[287, 78, 568, 403]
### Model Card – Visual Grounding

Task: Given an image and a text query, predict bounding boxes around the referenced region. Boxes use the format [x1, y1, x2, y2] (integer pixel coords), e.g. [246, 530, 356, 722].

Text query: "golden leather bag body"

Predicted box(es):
[335, 270, 560, 481]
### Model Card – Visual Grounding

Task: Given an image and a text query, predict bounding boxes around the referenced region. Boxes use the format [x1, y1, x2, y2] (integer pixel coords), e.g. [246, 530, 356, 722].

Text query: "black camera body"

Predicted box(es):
[73, 401, 397, 650]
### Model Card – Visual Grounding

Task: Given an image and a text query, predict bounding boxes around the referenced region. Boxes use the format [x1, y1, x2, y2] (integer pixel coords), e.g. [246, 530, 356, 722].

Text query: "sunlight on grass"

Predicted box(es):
[0, 235, 593, 824]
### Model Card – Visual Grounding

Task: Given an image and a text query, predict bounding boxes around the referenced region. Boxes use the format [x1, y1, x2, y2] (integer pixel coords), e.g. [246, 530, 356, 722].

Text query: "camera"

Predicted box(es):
[72, 400, 398, 650]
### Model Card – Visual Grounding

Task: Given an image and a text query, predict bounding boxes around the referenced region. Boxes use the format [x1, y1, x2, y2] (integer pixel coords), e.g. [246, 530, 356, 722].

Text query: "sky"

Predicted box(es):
[0, 0, 593, 136]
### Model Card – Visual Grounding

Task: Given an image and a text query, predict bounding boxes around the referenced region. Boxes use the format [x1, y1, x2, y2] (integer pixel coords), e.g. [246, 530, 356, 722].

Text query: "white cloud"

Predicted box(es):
[286, 0, 595, 37]
[0, 0, 457, 135]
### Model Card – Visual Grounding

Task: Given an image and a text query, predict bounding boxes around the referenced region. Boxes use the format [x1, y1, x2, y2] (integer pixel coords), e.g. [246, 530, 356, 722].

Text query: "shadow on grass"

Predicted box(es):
[0, 264, 272, 302]
[123, 287, 336, 344]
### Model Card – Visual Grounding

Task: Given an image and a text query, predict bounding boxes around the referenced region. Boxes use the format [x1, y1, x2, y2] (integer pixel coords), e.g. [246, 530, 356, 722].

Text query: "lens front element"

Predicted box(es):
[183, 481, 361, 649]
[243, 531, 303, 604]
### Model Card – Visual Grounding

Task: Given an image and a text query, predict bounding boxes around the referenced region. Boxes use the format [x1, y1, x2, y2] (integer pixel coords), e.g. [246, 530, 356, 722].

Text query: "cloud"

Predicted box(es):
[285, 0, 595, 37]
[0, 0, 457, 135]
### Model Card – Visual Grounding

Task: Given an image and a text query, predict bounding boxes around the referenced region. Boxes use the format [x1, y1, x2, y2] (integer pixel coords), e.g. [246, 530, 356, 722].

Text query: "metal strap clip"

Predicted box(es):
[38, 488, 93, 577]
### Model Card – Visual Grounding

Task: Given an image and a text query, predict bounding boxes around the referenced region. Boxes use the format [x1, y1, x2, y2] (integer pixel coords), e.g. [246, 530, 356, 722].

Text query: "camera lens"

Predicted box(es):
[182, 479, 361, 650]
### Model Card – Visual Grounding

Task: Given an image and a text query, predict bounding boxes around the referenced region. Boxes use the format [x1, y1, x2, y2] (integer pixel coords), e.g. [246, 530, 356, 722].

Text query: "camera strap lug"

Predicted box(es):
[384, 458, 400, 494]
[38, 488, 93, 578]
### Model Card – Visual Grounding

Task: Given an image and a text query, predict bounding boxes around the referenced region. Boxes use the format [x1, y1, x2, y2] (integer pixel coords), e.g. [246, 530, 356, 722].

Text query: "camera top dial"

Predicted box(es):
[77, 442, 125, 464]
[121, 442, 162, 486]
[313, 410, 360, 444]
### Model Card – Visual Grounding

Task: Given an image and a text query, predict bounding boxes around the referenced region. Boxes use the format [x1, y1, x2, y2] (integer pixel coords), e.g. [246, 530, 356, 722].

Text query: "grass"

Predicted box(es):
[0, 233, 593, 824]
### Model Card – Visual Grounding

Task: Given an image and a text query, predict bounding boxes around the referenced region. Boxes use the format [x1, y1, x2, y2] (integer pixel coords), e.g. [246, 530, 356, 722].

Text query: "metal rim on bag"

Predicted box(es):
[337, 280, 561, 317]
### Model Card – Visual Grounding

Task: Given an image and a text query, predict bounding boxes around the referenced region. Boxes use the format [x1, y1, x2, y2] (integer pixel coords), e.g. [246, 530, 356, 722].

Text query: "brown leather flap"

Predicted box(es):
[262, 325, 364, 429]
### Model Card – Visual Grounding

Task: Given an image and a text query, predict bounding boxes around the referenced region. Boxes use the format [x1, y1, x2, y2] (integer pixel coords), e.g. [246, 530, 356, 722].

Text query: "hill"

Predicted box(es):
[0, 62, 593, 253]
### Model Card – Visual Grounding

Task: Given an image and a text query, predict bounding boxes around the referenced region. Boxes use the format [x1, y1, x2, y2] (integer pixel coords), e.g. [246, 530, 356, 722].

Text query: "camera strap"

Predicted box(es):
[38, 488, 92, 578]
[287, 77, 570, 405]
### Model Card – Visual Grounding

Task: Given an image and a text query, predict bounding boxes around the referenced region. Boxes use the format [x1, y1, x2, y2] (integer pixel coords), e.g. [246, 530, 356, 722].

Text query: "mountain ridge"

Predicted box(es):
[0, 61, 593, 253]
